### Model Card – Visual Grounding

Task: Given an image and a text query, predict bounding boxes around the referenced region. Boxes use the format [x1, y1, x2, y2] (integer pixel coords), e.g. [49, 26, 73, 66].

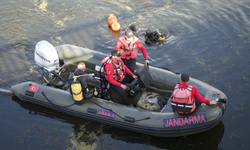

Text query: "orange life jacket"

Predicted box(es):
[101, 56, 126, 82]
[171, 84, 196, 114]
[119, 36, 138, 60]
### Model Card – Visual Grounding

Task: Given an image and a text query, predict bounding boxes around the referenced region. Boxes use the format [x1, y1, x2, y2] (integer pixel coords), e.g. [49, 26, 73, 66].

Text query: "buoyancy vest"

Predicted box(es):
[101, 56, 126, 82]
[171, 84, 196, 114]
[119, 36, 138, 59]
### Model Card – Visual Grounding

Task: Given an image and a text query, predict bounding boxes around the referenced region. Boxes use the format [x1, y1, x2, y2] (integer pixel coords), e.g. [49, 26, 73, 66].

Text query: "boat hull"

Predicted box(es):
[12, 81, 223, 137]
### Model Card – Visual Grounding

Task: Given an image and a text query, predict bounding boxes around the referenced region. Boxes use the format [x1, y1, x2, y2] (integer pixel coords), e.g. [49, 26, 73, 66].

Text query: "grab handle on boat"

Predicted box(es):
[146, 62, 149, 69]
[215, 98, 227, 103]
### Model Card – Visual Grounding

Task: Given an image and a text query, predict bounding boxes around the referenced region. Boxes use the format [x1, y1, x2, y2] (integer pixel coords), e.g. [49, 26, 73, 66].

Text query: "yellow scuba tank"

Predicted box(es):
[154, 29, 165, 41]
[71, 82, 84, 102]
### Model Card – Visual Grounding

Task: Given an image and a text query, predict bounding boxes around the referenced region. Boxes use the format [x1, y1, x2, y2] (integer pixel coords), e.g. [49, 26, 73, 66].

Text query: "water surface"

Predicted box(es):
[0, 0, 250, 149]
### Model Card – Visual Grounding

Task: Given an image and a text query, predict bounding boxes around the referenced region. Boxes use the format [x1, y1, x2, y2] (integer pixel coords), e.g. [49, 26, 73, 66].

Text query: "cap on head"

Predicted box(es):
[181, 73, 189, 83]
[125, 29, 134, 39]
[111, 50, 123, 57]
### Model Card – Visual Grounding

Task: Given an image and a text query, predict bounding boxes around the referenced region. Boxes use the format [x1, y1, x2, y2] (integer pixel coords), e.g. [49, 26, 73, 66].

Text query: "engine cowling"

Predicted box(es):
[34, 40, 60, 72]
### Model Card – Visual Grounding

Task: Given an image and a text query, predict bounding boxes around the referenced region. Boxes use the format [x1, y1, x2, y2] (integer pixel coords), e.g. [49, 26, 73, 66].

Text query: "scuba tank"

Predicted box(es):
[71, 82, 84, 105]
[70, 75, 84, 105]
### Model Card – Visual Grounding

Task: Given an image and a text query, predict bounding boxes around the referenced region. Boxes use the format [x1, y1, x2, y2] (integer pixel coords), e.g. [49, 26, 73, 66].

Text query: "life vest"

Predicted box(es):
[171, 84, 195, 114]
[118, 36, 138, 60]
[101, 56, 126, 82]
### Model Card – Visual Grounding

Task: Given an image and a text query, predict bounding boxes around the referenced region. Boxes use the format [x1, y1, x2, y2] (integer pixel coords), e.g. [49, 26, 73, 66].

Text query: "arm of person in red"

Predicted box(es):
[105, 63, 122, 87]
[135, 40, 148, 59]
[191, 86, 211, 104]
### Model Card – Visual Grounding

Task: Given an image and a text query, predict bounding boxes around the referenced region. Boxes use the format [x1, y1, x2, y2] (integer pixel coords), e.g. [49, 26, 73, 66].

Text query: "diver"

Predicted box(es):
[69, 62, 100, 105]
[127, 23, 140, 33]
[127, 23, 167, 44]
[145, 28, 166, 44]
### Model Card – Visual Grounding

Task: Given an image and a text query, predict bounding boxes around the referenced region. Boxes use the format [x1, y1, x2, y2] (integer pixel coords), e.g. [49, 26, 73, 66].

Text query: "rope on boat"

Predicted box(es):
[46, 71, 66, 88]
[41, 91, 75, 108]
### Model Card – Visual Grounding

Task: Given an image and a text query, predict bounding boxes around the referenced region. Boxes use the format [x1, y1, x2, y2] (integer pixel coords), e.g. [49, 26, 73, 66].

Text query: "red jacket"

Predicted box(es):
[177, 83, 210, 104]
[115, 36, 148, 60]
[105, 58, 133, 87]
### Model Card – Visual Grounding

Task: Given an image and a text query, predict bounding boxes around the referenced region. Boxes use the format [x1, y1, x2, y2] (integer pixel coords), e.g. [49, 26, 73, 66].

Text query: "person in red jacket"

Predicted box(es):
[172, 73, 217, 114]
[115, 29, 149, 83]
[103, 50, 137, 106]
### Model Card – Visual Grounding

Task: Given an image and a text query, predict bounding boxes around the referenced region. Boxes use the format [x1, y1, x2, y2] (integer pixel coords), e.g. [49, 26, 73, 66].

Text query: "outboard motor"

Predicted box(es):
[34, 40, 66, 87]
[35, 40, 60, 76]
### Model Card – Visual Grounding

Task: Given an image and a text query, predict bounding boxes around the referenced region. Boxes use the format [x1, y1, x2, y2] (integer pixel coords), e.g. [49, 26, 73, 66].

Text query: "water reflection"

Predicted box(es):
[104, 121, 224, 150]
[12, 95, 224, 150]
[108, 26, 121, 38]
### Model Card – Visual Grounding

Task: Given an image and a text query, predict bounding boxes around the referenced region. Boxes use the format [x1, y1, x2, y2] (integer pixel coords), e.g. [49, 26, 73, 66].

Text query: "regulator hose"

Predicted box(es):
[46, 71, 65, 88]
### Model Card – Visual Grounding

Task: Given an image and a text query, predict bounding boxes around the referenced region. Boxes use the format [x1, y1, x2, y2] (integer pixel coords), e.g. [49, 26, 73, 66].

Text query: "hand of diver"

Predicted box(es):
[145, 59, 149, 65]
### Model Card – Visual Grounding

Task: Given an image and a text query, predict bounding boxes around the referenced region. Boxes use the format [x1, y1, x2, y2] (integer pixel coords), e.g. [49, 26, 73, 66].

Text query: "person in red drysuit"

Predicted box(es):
[172, 73, 217, 114]
[103, 50, 137, 106]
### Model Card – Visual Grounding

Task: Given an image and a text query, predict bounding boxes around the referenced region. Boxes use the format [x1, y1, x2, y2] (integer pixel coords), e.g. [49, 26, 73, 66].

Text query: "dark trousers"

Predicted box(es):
[110, 84, 131, 106]
[121, 58, 136, 84]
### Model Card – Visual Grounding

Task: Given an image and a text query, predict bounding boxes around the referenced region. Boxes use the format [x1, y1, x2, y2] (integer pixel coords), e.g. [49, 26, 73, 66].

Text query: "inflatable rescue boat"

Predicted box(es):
[10, 40, 228, 137]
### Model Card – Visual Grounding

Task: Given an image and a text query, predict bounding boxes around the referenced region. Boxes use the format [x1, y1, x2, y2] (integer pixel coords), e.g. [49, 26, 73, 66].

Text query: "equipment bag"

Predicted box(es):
[137, 92, 161, 112]
[171, 84, 195, 114]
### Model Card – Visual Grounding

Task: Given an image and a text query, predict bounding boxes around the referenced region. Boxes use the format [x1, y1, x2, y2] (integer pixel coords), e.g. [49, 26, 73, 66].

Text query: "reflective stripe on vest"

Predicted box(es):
[106, 58, 126, 82]
[171, 84, 195, 114]
[119, 36, 138, 59]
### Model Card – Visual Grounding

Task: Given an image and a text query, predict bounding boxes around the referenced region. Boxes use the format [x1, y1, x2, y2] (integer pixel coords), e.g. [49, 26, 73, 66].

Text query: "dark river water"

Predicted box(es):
[0, 0, 250, 149]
